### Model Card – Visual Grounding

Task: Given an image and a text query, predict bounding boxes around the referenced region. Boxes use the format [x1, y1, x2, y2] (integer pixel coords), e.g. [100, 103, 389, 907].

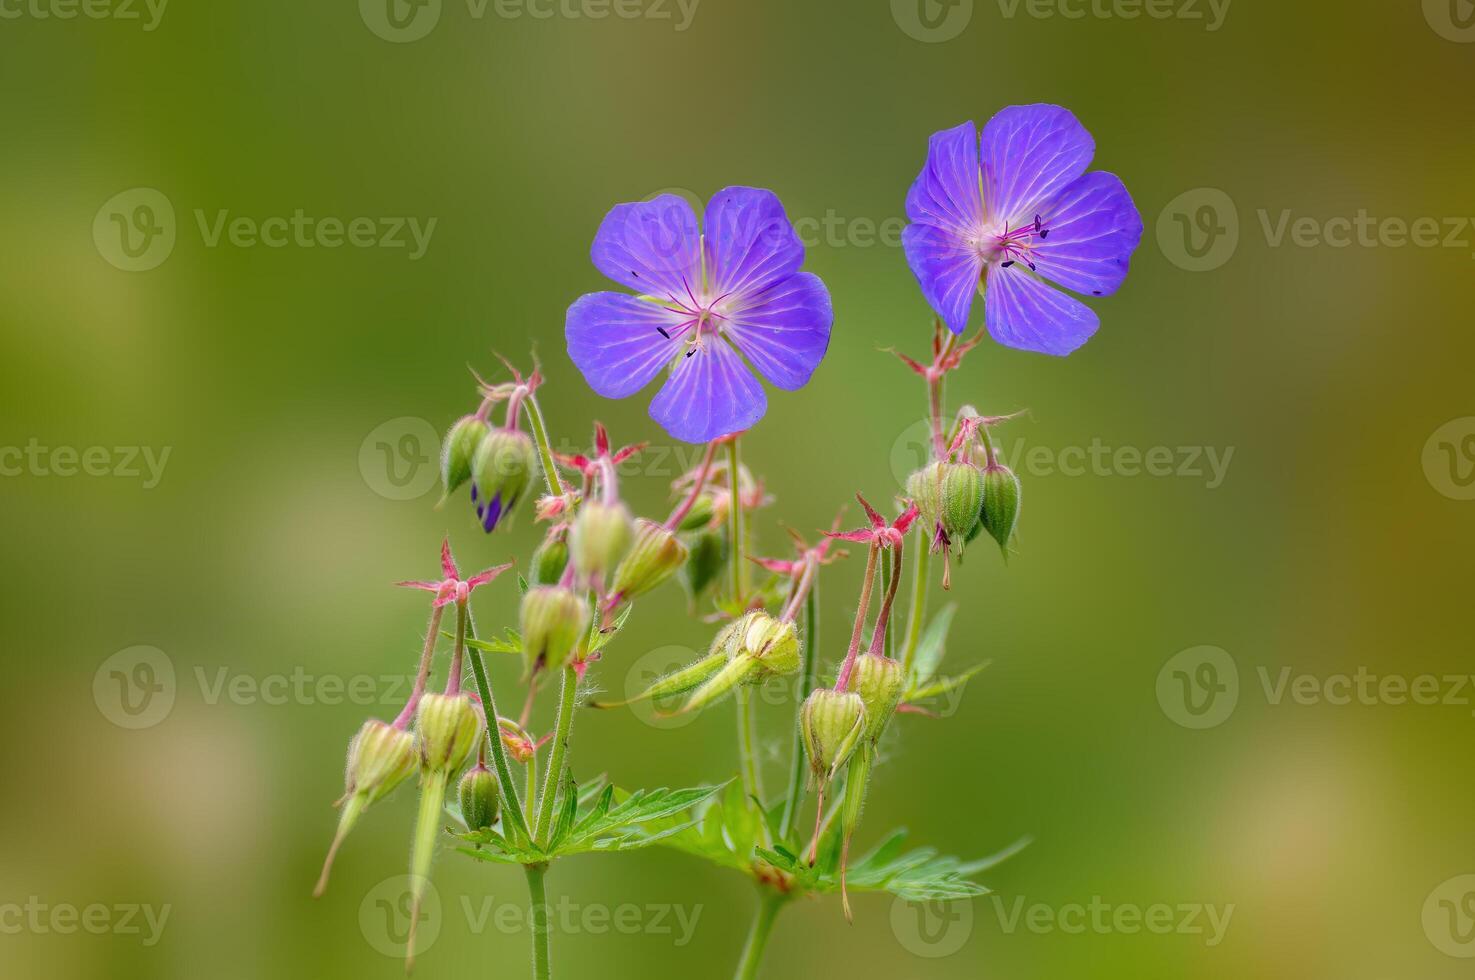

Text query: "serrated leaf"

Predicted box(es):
[464, 630, 523, 655]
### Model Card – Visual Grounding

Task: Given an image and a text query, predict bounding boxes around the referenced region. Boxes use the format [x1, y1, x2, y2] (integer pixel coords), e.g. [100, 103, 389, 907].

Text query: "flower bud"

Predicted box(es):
[610, 518, 689, 600]
[529, 529, 569, 586]
[441, 415, 492, 502]
[800, 689, 866, 784]
[470, 428, 537, 532]
[850, 655, 905, 742]
[675, 494, 716, 532]
[569, 500, 633, 585]
[518, 585, 590, 677]
[674, 613, 801, 714]
[346, 718, 419, 804]
[458, 764, 500, 832]
[680, 529, 727, 600]
[907, 460, 983, 544]
[980, 462, 1021, 556]
[415, 693, 483, 774]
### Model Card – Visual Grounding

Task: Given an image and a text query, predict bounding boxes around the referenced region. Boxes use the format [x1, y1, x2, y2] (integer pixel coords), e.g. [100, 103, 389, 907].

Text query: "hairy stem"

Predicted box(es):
[736, 686, 763, 808]
[533, 665, 577, 845]
[465, 610, 531, 846]
[524, 863, 552, 980]
[732, 890, 788, 980]
[524, 391, 565, 498]
[727, 436, 745, 604]
[393, 602, 445, 728]
[900, 533, 930, 677]
[834, 542, 880, 691]
[664, 439, 720, 530]
[778, 575, 819, 843]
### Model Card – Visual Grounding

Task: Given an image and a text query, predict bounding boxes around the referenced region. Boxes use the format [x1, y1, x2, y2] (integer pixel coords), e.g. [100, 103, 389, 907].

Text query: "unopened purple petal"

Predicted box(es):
[566, 292, 684, 399]
[704, 187, 804, 298]
[1033, 171, 1143, 297]
[902, 222, 984, 335]
[983, 265, 1099, 356]
[980, 105, 1094, 225]
[723, 272, 832, 390]
[649, 342, 766, 444]
[905, 121, 983, 236]
[590, 195, 702, 299]
[471, 485, 504, 532]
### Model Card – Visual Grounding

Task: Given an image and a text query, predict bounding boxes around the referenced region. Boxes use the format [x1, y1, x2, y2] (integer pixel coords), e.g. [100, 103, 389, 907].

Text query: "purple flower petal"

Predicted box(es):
[723, 272, 832, 390]
[649, 341, 766, 444]
[566, 291, 684, 399]
[905, 121, 983, 237]
[984, 265, 1099, 356]
[590, 195, 702, 299]
[902, 222, 984, 335]
[980, 104, 1095, 225]
[704, 187, 804, 299]
[1033, 171, 1143, 298]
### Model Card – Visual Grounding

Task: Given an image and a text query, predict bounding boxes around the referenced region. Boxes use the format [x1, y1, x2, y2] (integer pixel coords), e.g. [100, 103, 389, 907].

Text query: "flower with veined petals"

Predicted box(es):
[566, 187, 834, 443]
[395, 539, 512, 607]
[903, 104, 1143, 355]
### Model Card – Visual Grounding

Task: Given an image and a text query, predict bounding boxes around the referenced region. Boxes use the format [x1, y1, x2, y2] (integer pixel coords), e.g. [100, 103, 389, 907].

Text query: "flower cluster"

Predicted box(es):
[315, 104, 1139, 979]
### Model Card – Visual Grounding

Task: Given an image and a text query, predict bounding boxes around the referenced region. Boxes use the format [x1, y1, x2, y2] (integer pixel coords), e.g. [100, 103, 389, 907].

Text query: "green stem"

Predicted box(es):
[881, 548, 895, 660]
[533, 665, 577, 845]
[732, 890, 787, 980]
[900, 534, 931, 678]
[524, 391, 565, 498]
[524, 863, 552, 980]
[778, 576, 819, 843]
[465, 611, 531, 846]
[736, 686, 763, 808]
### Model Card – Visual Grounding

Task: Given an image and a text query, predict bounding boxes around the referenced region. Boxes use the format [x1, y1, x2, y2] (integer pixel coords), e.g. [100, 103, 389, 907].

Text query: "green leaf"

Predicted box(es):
[907, 604, 956, 687]
[905, 661, 990, 704]
[587, 603, 633, 655]
[464, 630, 523, 655]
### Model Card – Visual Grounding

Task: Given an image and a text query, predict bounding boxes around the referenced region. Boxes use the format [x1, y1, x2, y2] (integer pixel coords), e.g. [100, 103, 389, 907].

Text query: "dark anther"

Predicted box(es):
[656, 327, 671, 339]
[1001, 260, 1015, 268]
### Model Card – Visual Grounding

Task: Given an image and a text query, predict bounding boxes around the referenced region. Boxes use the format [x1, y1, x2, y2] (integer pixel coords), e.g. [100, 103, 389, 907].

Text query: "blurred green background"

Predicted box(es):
[3, 1, 1474, 978]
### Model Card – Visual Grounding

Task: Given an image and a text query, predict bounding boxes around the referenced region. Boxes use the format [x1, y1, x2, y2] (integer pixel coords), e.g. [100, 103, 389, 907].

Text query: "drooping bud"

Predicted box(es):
[675, 493, 716, 532]
[979, 462, 1022, 557]
[593, 649, 727, 710]
[415, 693, 483, 774]
[568, 500, 633, 585]
[610, 518, 689, 600]
[680, 528, 727, 601]
[907, 460, 983, 544]
[676, 612, 802, 713]
[850, 655, 905, 743]
[838, 740, 874, 922]
[458, 764, 500, 832]
[529, 528, 570, 586]
[518, 586, 590, 677]
[441, 415, 492, 502]
[470, 428, 537, 532]
[800, 689, 866, 784]
[313, 719, 418, 898]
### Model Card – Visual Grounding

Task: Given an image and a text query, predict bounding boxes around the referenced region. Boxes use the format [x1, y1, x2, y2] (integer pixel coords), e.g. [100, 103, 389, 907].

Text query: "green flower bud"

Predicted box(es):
[800, 689, 867, 784]
[569, 500, 633, 585]
[529, 529, 569, 586]
[980, 462, 1022, 556]
[458, 764, 500, 832]
[470, 428, 537, 530]
[674, 612, 801, 714]
[610, 518, 689, 600]
[851, 655, 905, 742]
[441, 415, 492, 501]
[415, 693, 483, 774]
[518, 586, 590, 677]
[594, 649, 727, 710]
[680, 529, 727, 600]
[346, 718, 419, 804]
[907, 460, 983, 543]
[314, 719, 417, 898]
[675, 494, 716, 532]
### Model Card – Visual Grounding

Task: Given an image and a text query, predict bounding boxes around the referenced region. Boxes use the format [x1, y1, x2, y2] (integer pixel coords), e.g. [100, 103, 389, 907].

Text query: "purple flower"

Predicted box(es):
[903, 104, 1143, 355]
[566, 188, 833, 444]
